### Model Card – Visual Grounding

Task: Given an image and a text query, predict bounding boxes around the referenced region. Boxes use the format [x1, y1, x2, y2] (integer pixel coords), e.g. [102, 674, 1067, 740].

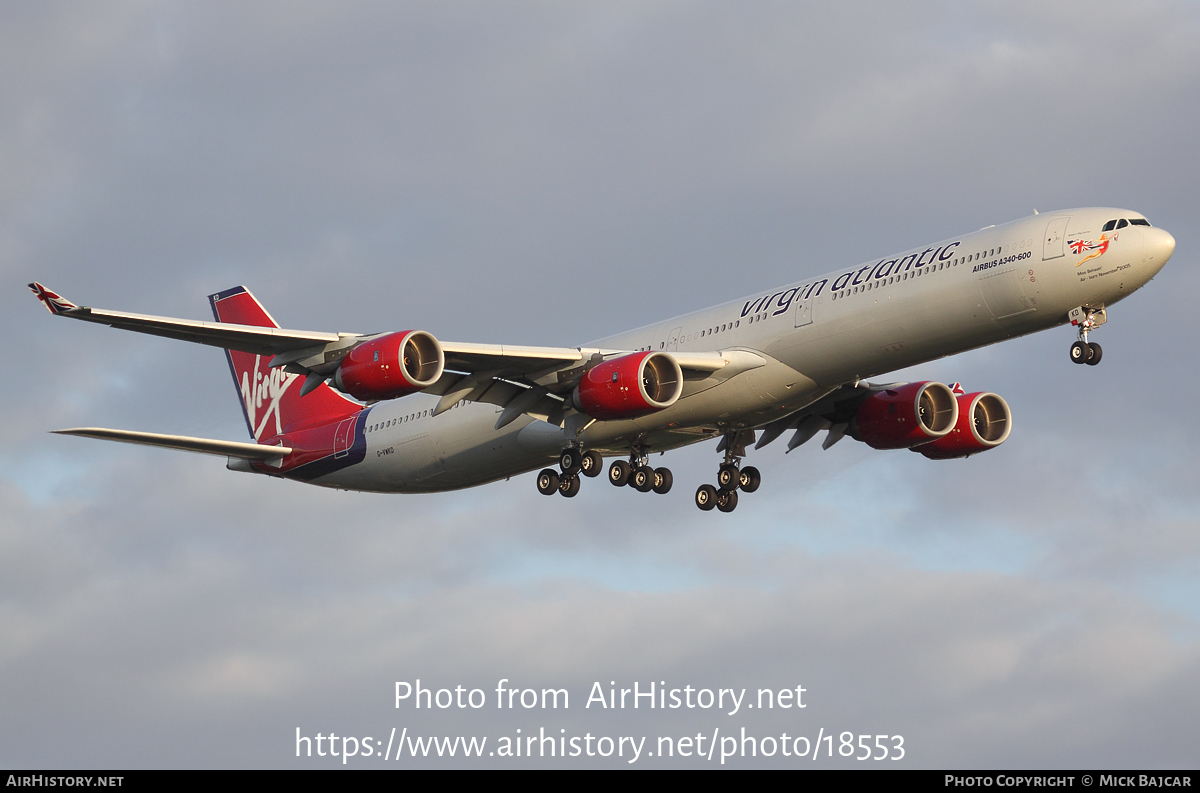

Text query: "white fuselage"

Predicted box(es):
[320, 208, 1174, 492]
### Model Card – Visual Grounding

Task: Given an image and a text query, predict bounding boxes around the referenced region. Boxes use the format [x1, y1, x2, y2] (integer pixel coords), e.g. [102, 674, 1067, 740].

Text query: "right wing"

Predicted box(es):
[29, 282, 350, 356]
[31, 282, 758, 429]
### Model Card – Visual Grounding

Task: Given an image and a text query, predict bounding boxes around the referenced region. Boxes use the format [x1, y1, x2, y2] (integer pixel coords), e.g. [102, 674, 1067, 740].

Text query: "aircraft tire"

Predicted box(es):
[1086, 342, 1103, 366]
[738, 466, 761, 493]
[1070, 341, 1091, 364]
[652, 467, 673, 495]
[717, 489, 739, 513]
[633, 466, 656, 493]
[580, 450, 603, 477]
[559, 475, 580, 497]
[537, 469, 560, 496]
[717, 463, 740, 491]
[609, 460, 631, 487]
[560, 449, 583, 475]
[695, 484, 718, 511]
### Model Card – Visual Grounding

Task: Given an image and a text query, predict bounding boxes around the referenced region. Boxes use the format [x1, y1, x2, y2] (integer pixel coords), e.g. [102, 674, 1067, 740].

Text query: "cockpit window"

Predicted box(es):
[1116, 219, 1129, 230]
[1102, 219, 1117, 232]
[1129, 218, 1151, 227]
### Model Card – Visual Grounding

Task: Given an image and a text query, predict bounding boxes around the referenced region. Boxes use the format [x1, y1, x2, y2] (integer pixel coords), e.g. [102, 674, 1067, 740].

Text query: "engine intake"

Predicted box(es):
[918, 392, 1012, 459]
[333, 330, 444, 401]
[574, 352, 683, 421]
[853, 381, 958, 450]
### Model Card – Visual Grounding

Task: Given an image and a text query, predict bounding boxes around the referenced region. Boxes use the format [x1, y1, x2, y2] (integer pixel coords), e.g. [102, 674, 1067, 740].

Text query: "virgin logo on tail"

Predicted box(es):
[240, 355, 299, 440]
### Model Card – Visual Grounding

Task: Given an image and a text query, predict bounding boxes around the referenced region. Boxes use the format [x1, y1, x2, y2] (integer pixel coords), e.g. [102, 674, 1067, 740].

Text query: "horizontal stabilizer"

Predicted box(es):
[52, 428, 291, 459]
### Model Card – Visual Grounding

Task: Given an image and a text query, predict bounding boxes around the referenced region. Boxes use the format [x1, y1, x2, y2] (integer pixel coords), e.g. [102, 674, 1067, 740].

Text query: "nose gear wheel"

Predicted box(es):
[1068, 308, 1106, 366]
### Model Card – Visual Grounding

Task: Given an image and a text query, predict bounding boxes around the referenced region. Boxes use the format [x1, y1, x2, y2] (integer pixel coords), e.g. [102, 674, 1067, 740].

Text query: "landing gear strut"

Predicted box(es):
[1068, 307, 1105, 366]
[608, 447, 672, 495]
[695, 430, 760, 512]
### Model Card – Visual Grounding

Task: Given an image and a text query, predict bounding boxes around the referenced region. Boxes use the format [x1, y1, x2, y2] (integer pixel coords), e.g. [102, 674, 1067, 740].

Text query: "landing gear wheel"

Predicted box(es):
[580, 450, 603, 477]
[559, 449, 583, 475]
[558, 475, 580, 497]
[695, 484, 718, 511]
[1086, 342, 1103, 366]
[632, 466, 656, 493]
[652, 467, 673, 495]
[717, 463, 740, 491]
[738, 466, 761, 493]
[608, 460, 631, 487]
[536, 469, 560, 496]
[1070, 341, 1093, 364]
[716, 489, 739, 513]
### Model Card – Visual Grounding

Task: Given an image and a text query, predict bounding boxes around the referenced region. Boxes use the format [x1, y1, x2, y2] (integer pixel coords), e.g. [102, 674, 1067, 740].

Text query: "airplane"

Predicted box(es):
[30, 207, 1175, 512]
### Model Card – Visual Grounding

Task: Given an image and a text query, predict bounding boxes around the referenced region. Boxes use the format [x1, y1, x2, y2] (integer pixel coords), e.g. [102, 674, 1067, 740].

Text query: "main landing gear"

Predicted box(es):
[1068, 307, 1105, 366]
[536, 447, 603, 498]
[607, 448, 673, 496]
[695, 431, 760, 513]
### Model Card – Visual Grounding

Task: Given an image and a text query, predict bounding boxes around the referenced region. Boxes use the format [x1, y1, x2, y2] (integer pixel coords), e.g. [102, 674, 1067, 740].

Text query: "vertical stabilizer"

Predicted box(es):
[209, 287, 360, 441]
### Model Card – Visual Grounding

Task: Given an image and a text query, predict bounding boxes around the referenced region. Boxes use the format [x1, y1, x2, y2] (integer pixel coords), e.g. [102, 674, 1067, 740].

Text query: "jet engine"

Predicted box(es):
[573, 352, 683, 421]
[918, 392, 1012, 459]
[332, 330, 444, 401]
[852, 381, 958, 450]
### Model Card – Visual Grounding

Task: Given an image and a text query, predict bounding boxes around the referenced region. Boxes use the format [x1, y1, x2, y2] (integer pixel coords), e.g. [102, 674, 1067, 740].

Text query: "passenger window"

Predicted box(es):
[1102, 219, 1117, 232]
[1116, 219, 1128, 229]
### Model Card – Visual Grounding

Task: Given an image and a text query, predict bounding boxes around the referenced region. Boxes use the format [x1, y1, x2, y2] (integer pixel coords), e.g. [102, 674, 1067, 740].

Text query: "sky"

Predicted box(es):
[2, 0, 1198, 769]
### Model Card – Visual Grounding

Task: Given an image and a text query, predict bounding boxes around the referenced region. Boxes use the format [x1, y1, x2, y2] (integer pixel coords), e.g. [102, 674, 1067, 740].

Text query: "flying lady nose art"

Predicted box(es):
[1069, 232, 1116, 266]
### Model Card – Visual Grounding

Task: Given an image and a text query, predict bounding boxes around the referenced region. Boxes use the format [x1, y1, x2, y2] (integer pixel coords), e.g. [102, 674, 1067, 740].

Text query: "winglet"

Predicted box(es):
[28, 282, 78, 315]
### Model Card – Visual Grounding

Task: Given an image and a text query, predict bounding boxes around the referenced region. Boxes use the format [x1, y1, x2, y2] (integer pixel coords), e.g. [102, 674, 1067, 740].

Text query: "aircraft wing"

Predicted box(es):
[29, 282, 349, 356]
[30, 282, 740, 428]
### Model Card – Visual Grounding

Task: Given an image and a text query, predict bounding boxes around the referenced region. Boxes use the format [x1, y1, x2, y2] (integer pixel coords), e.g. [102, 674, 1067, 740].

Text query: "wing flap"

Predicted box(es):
[52, 428, 292, 459]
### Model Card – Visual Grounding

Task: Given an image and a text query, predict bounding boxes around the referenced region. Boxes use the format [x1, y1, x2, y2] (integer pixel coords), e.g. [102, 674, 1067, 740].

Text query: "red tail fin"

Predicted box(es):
[209, 287, 359, 441]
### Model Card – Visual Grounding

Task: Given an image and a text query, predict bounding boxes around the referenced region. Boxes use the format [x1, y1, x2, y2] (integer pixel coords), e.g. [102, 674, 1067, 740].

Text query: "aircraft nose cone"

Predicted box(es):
[1147, 227, 1176, 262]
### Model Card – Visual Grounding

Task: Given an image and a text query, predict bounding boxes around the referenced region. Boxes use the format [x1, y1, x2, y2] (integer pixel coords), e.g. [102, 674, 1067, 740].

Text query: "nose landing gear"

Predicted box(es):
[695, 430, 760, 512]
[1068, 307, 1106, 366]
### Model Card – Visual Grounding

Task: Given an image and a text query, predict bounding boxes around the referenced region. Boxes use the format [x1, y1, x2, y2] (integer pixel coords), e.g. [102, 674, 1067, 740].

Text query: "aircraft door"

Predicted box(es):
[334, 415, 357, 458]
[1043, 217, 1070, 260]
[657, 326, 682, 351]
[794, 295, 814, 328]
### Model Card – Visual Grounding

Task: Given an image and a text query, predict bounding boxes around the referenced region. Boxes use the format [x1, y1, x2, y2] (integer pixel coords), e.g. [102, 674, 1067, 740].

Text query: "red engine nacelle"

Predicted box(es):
[332, 330, 444, 401]
[853, 381, 958, 450]
[918, 392, 1012, 459]
[573, 352, 683, 421]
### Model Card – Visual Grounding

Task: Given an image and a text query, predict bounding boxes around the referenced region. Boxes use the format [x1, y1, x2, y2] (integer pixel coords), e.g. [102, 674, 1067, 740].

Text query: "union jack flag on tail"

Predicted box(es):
[28, 282, 78, 315]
